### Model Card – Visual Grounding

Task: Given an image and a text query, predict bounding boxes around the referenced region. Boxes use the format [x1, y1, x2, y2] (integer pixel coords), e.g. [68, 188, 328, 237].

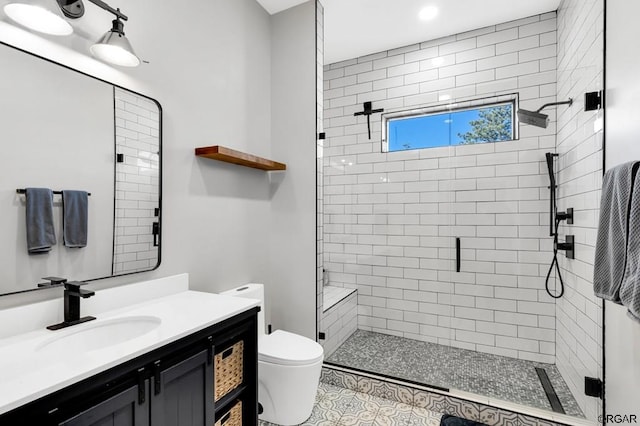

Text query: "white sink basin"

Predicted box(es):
[37, 316, 161, 354]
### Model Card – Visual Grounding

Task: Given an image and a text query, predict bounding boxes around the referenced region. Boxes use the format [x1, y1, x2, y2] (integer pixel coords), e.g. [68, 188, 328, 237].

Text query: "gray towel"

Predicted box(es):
[593, 162, 640, 302]
[25, 188, 56, 254]
[621, 165, 640, 322]
[62, 190, 88, 248]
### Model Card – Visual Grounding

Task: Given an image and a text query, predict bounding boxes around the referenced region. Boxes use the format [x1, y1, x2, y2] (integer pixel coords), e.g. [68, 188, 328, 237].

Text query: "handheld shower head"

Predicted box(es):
[545, 152, 557, 189]
[517, 98, 573, 128]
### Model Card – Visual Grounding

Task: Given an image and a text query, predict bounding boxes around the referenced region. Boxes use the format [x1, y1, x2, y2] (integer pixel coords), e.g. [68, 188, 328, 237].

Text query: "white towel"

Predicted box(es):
[593, 162, 640, 302]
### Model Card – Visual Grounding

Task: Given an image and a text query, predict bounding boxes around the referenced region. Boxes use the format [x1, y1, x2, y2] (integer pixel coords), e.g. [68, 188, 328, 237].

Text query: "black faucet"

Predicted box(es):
[47, 281, 97, 330]
[37, 276, 67, 288]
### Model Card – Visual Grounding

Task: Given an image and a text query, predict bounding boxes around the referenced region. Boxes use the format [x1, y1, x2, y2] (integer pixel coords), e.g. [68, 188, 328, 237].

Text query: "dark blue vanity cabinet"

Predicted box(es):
[0, 308, 259, 426]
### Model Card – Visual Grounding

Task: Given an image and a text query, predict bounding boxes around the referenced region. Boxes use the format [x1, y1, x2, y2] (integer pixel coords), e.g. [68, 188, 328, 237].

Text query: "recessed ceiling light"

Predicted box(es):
[439, 94, 451, 101]
[418, 5, 438, 21]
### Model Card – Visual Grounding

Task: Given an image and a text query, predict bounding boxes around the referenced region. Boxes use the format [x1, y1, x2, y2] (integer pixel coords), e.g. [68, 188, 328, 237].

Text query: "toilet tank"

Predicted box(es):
[220, 283, 266, 336]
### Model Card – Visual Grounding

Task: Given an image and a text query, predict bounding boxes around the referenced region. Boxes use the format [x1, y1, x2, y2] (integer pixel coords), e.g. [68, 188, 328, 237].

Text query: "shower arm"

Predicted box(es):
[536, 98, 573, 113]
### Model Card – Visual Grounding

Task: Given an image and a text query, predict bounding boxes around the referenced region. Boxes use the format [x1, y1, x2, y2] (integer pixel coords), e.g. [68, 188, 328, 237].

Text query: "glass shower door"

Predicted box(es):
[369, 144, 457, 390]
[441, 139, 590, 418]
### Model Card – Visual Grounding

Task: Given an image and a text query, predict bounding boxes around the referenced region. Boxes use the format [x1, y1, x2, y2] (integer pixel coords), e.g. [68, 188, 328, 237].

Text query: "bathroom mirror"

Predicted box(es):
[0, 41, 162, 296]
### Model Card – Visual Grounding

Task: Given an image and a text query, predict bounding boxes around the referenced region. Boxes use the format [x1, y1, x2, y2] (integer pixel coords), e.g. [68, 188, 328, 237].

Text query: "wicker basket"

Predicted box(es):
[215, 401, 242, 426]
[214, 340, 244, 401]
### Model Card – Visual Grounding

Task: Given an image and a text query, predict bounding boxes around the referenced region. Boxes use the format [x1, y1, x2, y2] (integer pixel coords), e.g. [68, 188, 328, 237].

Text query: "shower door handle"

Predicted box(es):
[152, 222, 159, 247]
[455, 237, 461, 272]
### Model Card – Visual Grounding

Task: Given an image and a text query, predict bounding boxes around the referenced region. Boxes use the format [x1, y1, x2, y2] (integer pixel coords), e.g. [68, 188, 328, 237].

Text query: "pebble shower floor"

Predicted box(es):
[326, 330, 583, 417]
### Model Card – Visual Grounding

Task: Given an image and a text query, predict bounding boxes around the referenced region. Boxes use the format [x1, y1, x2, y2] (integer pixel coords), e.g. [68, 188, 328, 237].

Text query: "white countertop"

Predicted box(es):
[0, 289, 259, 415]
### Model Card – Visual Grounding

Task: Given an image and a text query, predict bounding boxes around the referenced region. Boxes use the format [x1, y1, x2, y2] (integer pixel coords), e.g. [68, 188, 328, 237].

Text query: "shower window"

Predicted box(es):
[382, 95, 517, 152]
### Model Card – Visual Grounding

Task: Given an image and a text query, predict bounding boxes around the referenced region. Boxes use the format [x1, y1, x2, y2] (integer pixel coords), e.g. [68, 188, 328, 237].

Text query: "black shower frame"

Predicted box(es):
[601, 0, 608, 418]
[317, 1, 609, 420]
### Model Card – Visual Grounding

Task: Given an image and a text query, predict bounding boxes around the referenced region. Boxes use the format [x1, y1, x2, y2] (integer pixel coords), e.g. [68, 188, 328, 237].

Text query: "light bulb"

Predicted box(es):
[4, 2, 73, 36]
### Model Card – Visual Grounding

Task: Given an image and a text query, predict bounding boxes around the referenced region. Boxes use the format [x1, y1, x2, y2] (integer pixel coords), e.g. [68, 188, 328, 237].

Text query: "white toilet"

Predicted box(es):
[221, 284, 324, 425]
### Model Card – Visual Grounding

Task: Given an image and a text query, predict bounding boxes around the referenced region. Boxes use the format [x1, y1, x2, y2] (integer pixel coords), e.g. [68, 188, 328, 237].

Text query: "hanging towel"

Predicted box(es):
[25, 188, 56, 254]
[440, 414, 487, 426]
[62, 190, 88, 248]
[593, 162, 640, 302]
[621, 164, 640, 322]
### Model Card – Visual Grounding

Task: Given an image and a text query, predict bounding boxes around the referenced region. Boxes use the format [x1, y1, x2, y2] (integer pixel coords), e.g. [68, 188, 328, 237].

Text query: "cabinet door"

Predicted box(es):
[151, 349, 214, 426]
[60, 382, 149, 426]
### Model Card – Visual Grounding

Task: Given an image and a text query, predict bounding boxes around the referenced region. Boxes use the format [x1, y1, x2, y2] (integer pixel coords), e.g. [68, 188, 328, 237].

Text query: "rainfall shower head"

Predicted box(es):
[517, 98, 573, 128]
[518, 109, 549, 128]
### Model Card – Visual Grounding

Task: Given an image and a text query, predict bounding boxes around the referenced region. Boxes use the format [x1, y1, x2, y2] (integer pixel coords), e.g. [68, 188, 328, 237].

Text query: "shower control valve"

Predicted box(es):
[556, 235, 575, 259]
[556, 208, 574, 225]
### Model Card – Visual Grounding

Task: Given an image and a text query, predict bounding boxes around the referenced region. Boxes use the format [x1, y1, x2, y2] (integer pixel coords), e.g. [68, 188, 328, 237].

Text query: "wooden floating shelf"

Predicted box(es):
[195, 145, 286, 171]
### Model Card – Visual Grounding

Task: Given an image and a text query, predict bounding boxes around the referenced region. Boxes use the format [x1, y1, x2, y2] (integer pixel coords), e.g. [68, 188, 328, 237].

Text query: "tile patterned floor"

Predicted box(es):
[326, 330, 583, 417]
[258, 382, 443, 426]
[320, 367, 570, 426]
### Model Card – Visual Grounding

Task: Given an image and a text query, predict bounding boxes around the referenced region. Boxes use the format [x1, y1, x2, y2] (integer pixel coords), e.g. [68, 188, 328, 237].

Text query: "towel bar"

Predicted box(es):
[16, 189, 91, 196]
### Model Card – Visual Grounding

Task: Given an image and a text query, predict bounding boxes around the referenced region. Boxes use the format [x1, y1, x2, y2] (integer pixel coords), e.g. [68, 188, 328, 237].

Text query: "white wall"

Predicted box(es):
[139, 0, 273, 297]
[322, 13, 560, 362]
[604, 0, 640, 415]
[270, 1, 318, 340]
[321, 288, 357, 357]
[0, 0, 317, 345]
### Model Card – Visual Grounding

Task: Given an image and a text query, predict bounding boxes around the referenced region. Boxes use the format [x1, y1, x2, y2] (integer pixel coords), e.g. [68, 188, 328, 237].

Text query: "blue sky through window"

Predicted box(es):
[387, 104, 513, 152]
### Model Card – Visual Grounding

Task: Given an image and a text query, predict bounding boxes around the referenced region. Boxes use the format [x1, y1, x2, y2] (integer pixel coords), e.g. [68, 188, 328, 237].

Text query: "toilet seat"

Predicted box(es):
[259, 330, 324, 366]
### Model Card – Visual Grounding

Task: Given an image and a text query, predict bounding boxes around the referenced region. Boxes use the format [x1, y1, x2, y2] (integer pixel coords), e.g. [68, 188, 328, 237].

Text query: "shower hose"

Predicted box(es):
[545, 216, 565, 299]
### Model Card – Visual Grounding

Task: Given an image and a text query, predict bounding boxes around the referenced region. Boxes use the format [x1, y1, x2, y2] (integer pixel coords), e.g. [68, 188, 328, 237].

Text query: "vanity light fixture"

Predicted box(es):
[90, 16, 140, 67]
[3, 0, 140, 67]
[81, 0, 140, 67]
[3, 0, 73, 36]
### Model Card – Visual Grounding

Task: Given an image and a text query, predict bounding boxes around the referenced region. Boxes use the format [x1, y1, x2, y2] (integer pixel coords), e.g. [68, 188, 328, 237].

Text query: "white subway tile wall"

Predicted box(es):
[324, 286, 357, 312]
[321, 290, 358, 358]
[556, 0, 604, 421]
[323, 13, 560, 363]
[113, 88, 160, 274]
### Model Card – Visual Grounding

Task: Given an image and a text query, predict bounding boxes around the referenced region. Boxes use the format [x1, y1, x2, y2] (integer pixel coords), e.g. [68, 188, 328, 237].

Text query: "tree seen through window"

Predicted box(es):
[386, 103, 514, 152]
